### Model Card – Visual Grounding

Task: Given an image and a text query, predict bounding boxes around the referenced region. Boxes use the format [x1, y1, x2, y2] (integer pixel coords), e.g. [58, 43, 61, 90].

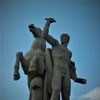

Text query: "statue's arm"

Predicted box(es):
[70, 61, 87, 84]
[44, 34, 59, 46]
[42, 18, 58, 46]
[70, 61, 77, 81]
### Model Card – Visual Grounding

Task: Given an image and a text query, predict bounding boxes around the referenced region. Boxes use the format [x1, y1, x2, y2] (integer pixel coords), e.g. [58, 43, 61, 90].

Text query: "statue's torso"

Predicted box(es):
[52, 44, 71, 73]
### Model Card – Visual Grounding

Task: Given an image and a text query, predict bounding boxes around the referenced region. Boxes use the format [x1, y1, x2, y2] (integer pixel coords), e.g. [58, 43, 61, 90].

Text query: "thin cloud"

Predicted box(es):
[80, 87, 100, 100]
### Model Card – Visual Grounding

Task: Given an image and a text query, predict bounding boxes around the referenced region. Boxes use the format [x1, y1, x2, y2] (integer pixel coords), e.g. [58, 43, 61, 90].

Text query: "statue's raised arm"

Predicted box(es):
[42, 18, 58, 47]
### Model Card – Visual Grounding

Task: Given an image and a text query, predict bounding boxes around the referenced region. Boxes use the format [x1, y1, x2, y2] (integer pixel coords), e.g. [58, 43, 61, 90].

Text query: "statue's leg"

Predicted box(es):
[20, 53, 29, 75]
[29, 77, 43, 100]
[13, 52, 28, 80]
[50, 70, 61, 100]
[13, 52, 22, 80]
[61, 71, 71, 100]
[44, 72, 51, 100]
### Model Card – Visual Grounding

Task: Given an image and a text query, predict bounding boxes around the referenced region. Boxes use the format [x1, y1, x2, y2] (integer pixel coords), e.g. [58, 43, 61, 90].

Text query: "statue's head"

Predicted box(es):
[60, 33, 70, 44]
[28, 24, 42, 37]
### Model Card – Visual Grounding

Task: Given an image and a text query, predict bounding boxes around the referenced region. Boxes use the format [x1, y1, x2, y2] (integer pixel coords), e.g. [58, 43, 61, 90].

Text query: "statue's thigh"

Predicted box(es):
[52, 70, 62, 90]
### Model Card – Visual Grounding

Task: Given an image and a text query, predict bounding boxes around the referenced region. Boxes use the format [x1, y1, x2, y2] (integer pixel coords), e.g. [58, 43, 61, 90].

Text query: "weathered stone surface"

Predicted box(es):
[13, 18, 87, 100]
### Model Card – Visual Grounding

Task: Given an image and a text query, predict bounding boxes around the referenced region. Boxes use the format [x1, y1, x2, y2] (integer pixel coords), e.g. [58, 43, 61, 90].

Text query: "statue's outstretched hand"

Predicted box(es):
[76, 78, 87, 84]
[45, 18, 56, 23]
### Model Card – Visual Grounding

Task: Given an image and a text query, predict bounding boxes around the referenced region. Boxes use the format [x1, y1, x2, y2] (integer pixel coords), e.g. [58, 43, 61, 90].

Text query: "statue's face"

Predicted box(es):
[60, 34, 70, 44]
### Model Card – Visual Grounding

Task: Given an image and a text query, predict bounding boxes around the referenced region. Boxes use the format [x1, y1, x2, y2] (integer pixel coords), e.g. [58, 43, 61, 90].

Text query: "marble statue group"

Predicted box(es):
[13, 18, 87, 100]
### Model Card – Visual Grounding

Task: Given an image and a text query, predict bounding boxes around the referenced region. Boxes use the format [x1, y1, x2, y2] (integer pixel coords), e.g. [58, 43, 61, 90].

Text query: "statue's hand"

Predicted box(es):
[45, 18, 56, 23]
[76, 78, 87, 84]
[13, 72, 20, 80]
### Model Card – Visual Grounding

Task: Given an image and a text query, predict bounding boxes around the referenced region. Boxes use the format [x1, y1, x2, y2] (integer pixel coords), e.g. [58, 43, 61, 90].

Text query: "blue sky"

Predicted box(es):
[0, 0, 100, 100]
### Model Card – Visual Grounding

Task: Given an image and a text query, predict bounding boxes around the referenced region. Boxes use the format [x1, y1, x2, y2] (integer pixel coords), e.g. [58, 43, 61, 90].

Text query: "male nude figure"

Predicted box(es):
[13, 18, 86, 100]
[42, 18, 71, 100]
[42, 18, 87, 100]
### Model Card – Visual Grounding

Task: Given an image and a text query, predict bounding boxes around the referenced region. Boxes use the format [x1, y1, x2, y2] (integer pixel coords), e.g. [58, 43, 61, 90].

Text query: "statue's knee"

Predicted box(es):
[30, 77, 43, 91]
[30, 77, 43, 100]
